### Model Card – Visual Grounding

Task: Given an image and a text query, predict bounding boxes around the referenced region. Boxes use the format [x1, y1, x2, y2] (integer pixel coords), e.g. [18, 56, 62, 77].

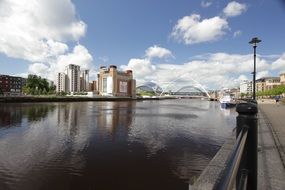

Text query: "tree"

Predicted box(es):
[23, 75, 53, 95]
[256, 85, 285, 97]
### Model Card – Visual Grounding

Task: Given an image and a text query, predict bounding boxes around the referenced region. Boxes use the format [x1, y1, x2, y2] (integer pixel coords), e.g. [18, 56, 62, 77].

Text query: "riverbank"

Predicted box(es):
[0, 96, 135, 103]
[0, 96, 178, 103]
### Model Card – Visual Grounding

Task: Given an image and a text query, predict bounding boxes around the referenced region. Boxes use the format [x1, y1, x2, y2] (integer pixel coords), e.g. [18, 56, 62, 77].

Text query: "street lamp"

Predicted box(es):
[249, 37, 261, 100]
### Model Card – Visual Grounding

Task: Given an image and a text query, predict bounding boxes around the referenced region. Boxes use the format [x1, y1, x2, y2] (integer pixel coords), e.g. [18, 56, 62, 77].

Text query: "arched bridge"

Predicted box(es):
[170, 85, 209, 98]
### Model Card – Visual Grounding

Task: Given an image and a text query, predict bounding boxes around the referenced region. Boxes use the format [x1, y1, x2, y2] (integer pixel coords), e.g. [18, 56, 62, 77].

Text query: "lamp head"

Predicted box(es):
[249, 37, 262, 47]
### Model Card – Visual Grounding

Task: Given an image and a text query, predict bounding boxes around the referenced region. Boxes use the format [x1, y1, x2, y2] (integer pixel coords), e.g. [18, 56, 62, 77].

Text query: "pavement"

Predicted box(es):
[258, 99, 285, 189]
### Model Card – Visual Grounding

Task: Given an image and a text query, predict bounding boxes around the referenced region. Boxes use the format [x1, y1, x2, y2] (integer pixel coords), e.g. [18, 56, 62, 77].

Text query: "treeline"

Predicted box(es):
[23, 75, 55, 95]
[242, 85, 285, 98]
[256, 85, 285, 97]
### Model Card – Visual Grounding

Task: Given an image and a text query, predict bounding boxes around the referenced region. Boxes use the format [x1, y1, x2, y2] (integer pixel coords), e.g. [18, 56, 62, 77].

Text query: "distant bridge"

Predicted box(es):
[164, 86, 208, 99]
[136, 74, 210, 99]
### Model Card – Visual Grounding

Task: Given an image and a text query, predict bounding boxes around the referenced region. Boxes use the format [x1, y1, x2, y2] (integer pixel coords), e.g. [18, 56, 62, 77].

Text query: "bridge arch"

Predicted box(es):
[159, 74, 210, 98]
[136, 82, 163, 95]
[175, 86, 207, 94]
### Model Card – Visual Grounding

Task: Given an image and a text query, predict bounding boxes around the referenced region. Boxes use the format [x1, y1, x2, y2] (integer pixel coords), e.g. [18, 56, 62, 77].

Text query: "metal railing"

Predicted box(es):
[214, 101, 258, 190]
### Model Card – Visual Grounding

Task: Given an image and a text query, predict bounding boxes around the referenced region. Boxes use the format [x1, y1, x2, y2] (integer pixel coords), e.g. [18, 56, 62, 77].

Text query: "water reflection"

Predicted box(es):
[129, 100, 235, 155]
[96, 101, 135, 140]
[0, 103, 56, 128]
[0, 100, 236, 190]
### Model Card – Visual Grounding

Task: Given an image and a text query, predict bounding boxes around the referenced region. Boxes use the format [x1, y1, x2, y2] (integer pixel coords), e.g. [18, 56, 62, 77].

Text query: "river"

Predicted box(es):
[0, 99, 237, 190]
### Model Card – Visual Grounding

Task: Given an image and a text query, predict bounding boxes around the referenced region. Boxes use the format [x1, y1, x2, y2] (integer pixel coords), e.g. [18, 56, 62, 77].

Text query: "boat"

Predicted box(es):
[219, 94, 236, 109]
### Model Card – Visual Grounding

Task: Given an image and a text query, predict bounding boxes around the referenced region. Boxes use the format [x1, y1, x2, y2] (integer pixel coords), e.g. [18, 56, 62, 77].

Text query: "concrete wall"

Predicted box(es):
[191, 134, 235, 190]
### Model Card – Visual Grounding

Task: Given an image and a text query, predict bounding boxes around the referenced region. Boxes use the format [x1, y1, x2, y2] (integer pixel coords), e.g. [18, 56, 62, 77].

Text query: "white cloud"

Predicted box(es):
[256, 71, 270, 79]
[121, 58, 156, 83]
[55, 45, 93, 80]
[0, 0, 95, 81]
[238, 74, 249, 81]
[201, 1, 212, 8]
[56, 45, 93, 71]
[271, 53, 285, 73]
[0, 0, 86, 62]
[233, 30, 242, 38]
[27, 45, 93, 81]
[171, 14, 229, 45]
[28, 63, 50, 78]
[223, 1, 247, 18]
[25, 44, 95, 82]
[145, 45, 173, 59]
[99, 56, 109, 63]
[122, 48, 272, 90]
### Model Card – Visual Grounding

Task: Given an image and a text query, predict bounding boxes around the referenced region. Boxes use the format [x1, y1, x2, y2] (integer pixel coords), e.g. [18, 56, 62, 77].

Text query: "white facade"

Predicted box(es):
[65, 64, 80, 92]
[106, 76, 113, 94]
[56, 72, 66, 92]
[81, 70, 90, 91]
[240, 80, 252, 94]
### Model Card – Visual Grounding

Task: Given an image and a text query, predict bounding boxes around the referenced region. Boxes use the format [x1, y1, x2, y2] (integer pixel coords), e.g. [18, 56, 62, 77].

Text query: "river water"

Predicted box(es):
[0, 99, 237, 190]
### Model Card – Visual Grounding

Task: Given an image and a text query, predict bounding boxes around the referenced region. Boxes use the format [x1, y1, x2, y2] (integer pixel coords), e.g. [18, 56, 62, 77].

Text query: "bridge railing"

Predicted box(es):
[214, 100, 258, 190]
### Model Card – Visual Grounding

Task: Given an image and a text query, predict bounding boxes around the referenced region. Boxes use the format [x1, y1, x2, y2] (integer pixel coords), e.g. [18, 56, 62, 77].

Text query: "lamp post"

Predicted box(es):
[249, 37, 261, 100]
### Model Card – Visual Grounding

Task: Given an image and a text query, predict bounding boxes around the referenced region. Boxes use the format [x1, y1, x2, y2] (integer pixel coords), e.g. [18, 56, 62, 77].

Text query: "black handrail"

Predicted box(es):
[214, 101, 258, 190]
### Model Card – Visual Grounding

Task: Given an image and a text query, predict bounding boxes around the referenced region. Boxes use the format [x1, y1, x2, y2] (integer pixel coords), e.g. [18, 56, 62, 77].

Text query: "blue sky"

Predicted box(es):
[0, 0, 285, 90]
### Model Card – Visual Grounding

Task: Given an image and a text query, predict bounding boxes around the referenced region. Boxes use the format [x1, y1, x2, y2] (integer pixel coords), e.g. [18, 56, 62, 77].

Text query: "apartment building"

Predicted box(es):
[56, 73, 66, 92]
[80, 70, 89, 91]
[65, 64, 81, 92]
[240, 80, 253, 94]
[0, 75, 25, 96]
[256, 77, 280, 92]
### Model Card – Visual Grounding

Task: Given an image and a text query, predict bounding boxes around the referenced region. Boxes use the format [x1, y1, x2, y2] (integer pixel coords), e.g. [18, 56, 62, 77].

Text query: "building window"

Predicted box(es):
[119, 81, 127, 93]
[103, 78, 107, 92]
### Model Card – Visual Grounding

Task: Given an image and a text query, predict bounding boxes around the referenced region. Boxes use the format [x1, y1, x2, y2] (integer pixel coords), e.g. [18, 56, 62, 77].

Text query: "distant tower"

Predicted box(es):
[56, 72, 66, 92]
[81, 70, 90, 91]
[65, 64, 80, 92]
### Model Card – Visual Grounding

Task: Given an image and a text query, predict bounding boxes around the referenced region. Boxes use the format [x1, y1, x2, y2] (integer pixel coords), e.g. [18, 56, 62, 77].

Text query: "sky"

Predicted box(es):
[0, 0, 285, 90]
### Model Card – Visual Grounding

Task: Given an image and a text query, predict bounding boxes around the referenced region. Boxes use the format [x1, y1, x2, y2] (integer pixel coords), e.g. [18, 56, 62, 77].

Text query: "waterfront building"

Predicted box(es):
[0, 75, 25, 96]
[98, 65, 136, 98]
[90, 80, 97, 92]
[264, 77, 281, 90]
[280, 73, 285, 85]
[56, 72, 66, 92]
[80, 70, 89, 91]
[65, 64, 80, 92]
[240, 80, 252, 95]
[256, 77, 280, 92]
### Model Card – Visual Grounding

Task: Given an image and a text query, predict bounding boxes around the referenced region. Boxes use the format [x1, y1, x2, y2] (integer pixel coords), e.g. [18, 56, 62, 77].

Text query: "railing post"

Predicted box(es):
[236, 101, 258, 190]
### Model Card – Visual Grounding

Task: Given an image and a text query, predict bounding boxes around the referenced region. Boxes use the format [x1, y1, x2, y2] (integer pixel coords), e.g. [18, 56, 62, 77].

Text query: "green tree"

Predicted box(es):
[256, 85, 285, 97]
[48, 85, 56, 95]
[23, 75, 52, 95]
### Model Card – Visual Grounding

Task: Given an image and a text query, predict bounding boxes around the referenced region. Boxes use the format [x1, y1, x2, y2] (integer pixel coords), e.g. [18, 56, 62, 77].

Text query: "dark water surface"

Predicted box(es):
[0, 99, 237, 190]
